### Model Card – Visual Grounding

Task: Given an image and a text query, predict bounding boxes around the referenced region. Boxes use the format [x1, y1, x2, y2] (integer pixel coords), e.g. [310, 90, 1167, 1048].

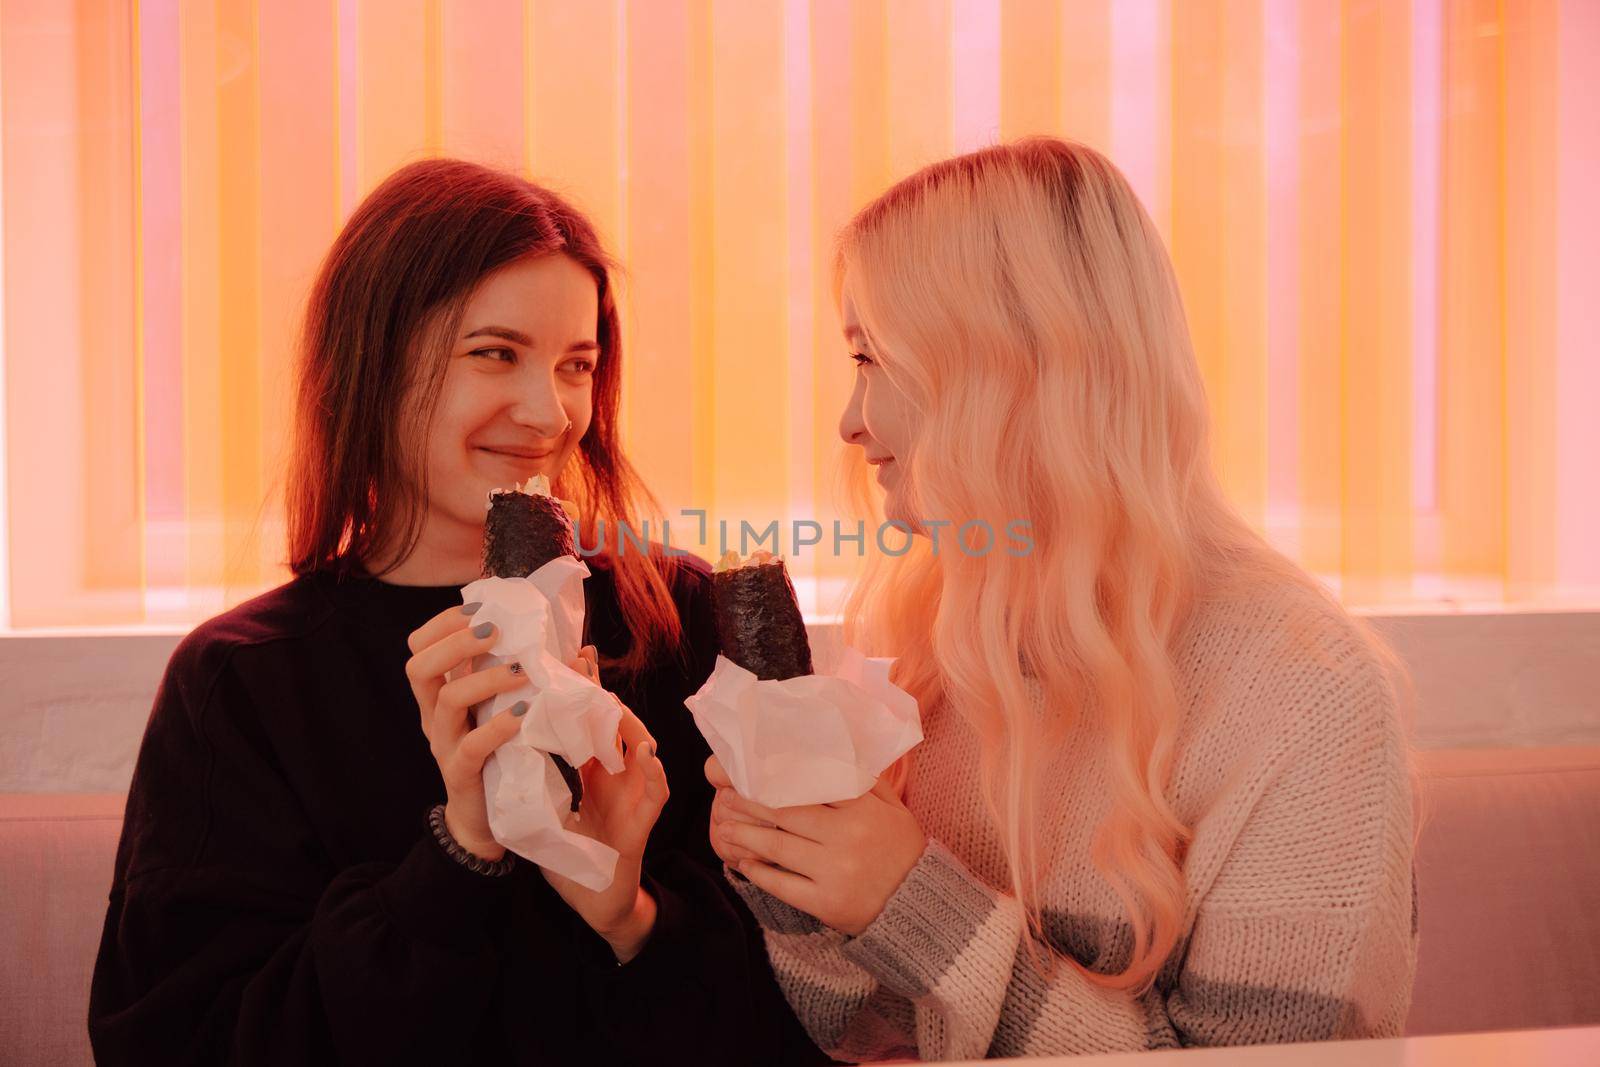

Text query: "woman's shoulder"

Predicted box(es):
[1170, 579, 1412, 834]
[1184, 573, 1390, 675]
[591, 546, 714, 604]
[664, 548, 713, 597]
[1179, 576, 1403, 744]
[164, 574, 337, 692]
[663, 553, 719, 663]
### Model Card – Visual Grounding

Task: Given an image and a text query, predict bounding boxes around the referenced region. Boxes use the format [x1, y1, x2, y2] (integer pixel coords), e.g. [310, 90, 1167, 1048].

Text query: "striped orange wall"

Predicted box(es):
[1, 0, 1595, 628]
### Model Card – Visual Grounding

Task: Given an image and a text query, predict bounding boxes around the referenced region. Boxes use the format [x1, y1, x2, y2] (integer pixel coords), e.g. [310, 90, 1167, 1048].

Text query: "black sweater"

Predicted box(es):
[88, 557, 829, 1066]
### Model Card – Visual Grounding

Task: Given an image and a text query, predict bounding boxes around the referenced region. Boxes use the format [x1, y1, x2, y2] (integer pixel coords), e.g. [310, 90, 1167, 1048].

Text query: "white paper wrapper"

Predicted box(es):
[460, 558, 624, 891]
[685, 648, 923, 809]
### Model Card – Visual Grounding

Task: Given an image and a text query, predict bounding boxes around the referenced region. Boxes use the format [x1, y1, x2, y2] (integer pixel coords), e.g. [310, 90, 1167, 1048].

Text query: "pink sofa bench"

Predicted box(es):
[3, 748, 1597, 1064]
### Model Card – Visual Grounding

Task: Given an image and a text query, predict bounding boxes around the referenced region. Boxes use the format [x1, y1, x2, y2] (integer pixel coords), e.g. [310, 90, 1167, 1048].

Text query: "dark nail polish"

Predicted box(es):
[509, 661, 525, 676]
[472, 622, 494, 639]
[510, 701, 529, 717]
[461, 602, 482, 615]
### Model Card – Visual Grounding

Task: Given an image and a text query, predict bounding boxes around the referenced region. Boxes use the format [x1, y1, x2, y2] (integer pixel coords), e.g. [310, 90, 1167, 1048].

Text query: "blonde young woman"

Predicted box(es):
[706, 139, 1417, 1061]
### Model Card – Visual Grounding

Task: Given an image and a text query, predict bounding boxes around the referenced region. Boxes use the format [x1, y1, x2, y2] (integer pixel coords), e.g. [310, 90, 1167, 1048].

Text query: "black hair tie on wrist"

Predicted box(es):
[428, 803, 516, 877]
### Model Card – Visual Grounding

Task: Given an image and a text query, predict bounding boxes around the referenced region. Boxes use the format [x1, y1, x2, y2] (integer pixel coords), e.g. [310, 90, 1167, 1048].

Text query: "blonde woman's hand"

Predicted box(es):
[405, 604, 529, 861]
[705, 756, 927, 936]
[539, 646, 670, 963]
[705, 756, 760, 868]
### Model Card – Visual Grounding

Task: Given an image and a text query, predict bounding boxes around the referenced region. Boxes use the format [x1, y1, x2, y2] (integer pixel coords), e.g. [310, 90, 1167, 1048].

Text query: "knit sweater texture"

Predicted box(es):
[733, 580, 1418, 1061]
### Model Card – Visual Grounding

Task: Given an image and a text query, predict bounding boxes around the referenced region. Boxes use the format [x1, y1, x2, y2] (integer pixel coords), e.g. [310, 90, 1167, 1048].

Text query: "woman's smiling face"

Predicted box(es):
[837, 267, 919, 527]
[419, 252, 599, 533]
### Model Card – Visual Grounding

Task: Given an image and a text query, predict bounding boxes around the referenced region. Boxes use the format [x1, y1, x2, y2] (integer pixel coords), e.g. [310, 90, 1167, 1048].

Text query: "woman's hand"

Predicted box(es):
[539, 648, 670, 964]
[705, 756, 927, 936]
[406, 604, 529, 862]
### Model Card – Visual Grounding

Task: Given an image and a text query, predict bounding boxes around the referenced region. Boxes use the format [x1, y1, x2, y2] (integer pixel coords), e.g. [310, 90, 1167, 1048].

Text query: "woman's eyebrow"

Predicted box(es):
[463, 324, 533, 346]
[462, 326, 600, 356]
[462, 326, 599, 354]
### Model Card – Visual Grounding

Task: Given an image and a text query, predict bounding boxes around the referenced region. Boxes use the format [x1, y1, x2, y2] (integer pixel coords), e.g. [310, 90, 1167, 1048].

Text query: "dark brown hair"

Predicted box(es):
[287, 158, 680, 670]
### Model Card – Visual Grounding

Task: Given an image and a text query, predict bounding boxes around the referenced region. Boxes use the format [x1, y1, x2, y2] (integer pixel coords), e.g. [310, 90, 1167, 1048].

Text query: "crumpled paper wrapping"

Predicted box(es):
[685, 648, 923, 809]
[460, 557, 623, 891]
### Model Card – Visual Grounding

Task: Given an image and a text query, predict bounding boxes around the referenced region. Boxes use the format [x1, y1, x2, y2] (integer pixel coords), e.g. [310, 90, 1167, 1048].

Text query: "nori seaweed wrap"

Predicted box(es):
[481, 474, 584, 811]
[711, 550, 814, 681]
[482, 474, 576, 579]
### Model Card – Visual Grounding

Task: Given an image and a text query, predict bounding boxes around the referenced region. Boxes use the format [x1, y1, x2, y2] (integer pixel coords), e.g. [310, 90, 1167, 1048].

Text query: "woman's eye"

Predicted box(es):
[563, 358, 596, 375]
[469, 347, 515, 363]
[850, 351, 873, 367]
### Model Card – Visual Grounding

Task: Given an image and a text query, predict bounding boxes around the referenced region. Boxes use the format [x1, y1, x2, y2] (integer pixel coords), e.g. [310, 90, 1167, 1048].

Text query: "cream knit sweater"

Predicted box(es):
[731, 580, 1417, 1061]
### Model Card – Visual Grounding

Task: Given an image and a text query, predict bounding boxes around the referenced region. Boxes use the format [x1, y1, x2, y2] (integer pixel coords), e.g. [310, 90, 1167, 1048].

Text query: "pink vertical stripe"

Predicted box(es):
[1110, 0, 1170, 236]
[1264, 0, 1301, 556]
[951, 0, 1001, 153]
[1410, 0, 1442, 515]
[0, 55, 6, 626]
[1557, 0, 1600, 595]
[139, 0, 182, 523]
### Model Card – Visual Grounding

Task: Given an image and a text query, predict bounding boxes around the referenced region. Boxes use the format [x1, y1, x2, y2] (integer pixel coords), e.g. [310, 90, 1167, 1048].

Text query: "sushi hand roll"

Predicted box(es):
[481, 474, 576, 579]
[481, 473, 585, 812]
[711, 550, 814, 681]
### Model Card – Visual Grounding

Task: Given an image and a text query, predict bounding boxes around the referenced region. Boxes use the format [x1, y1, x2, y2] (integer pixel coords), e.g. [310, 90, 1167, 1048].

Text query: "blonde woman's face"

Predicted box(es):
[837, 270, 917, 527]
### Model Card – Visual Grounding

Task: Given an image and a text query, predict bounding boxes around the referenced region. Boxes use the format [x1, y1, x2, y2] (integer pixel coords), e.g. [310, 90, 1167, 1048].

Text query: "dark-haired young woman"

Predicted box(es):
[88, 160, 828, 1067]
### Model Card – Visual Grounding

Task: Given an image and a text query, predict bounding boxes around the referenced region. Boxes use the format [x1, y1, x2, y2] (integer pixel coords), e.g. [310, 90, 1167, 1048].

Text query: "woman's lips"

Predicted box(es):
[477, 446, 555, 461]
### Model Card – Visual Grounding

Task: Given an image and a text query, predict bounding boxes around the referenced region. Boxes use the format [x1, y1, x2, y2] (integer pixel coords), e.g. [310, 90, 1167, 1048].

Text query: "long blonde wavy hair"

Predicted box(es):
[839, 138, 1338, 992]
